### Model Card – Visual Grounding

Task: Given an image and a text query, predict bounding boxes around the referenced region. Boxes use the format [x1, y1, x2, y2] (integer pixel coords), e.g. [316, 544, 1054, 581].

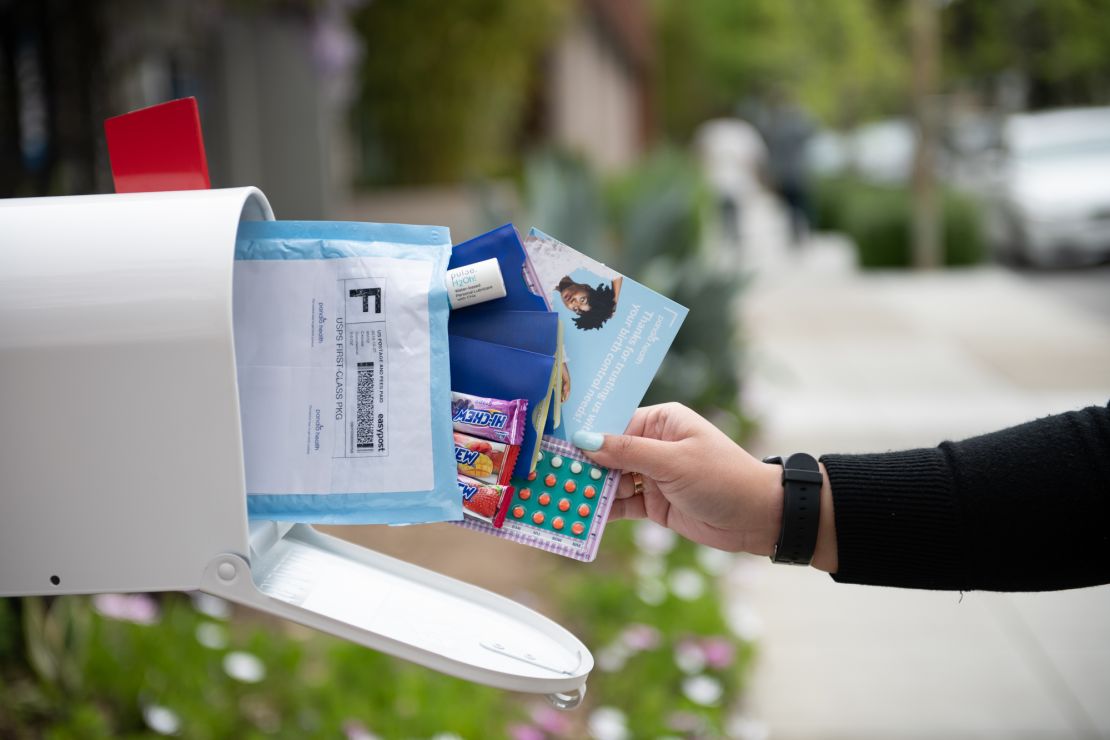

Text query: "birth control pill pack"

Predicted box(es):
[454, 435, 620, 562]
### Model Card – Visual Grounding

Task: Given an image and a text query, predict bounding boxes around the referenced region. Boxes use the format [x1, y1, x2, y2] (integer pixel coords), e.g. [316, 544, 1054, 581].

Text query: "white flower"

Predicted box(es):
[633, 520, 676, 556]
[696, 545, 734, 575]
[673, 640, 706, 674]
[682, 675, 723, 706]
[596, 643, 630, 673]
[632, 553, 665, 580]
[620, 623, 662, 651]
[727, 601, 763, 642]
[669, 568, 705, 601]
[142, 704, 181, 735]
[588, 707, 629, 740]
[190, 592, 231, 620]
[223, 651, 266, 683]
[194, 622, 228, 650]
[342, 720, 382, 740]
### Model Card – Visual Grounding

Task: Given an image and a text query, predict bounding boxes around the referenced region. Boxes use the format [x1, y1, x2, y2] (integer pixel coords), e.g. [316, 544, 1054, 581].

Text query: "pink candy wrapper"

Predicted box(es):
[450, 392, 527, 446]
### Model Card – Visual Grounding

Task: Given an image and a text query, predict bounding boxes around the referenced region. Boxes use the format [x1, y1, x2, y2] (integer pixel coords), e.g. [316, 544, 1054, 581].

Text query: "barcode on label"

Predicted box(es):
[356, 361, 376, 450]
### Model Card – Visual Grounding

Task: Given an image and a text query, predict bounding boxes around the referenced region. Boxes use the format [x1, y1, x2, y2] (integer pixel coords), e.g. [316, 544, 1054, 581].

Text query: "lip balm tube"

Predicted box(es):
[445, 257, 506, 309]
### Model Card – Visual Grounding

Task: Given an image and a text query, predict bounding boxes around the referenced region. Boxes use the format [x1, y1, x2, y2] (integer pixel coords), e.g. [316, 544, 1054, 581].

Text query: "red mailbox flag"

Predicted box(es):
[104, 97, 211, 193]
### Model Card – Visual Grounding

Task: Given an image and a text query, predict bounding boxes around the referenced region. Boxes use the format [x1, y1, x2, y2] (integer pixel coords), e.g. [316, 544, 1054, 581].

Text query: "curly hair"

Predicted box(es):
[571, 283, 616, 331]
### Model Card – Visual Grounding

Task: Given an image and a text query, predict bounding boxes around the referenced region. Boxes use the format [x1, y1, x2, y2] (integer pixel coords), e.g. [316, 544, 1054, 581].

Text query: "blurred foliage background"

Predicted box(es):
[343, 0, 1110, 184]
[943, 0, 1110, 108]
[812, 175, 986, 268]
[350, 0, 569, 185]
[0, 525, 750, 738]
[656, 0, 1110, 138]
[655, 0, 909, 134]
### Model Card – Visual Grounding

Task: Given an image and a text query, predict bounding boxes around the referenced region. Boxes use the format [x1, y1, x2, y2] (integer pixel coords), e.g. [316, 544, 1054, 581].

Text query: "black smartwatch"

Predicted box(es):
[763, 453, 822, 565]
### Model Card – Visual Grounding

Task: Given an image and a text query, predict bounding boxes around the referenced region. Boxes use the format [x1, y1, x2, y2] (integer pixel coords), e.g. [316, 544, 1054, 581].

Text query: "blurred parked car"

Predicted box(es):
[983, 107, 1110, 267]
[850, 118, 918, 184]
[806, 118, 920, 184]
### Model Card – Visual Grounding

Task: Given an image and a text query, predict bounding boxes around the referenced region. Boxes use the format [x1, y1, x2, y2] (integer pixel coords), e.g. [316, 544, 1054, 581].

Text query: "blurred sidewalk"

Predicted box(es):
[725, 197, 1110, 739]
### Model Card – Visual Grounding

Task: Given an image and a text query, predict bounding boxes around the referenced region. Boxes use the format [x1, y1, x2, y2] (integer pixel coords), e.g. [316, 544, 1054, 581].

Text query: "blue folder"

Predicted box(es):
[448, 224, 548, 314]
[449, 310, 558, 357]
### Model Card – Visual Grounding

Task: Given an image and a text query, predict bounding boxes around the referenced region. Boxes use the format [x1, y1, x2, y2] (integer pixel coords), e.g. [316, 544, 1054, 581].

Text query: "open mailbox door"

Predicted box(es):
[0, 187, 591, 708]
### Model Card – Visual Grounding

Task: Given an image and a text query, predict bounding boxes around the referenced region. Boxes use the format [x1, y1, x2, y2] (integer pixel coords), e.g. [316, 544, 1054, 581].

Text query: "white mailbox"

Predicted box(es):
[0, 187, 591, 708]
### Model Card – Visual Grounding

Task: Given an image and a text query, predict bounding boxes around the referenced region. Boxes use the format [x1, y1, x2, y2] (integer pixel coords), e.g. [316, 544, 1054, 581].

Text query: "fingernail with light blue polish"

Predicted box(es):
[573, 430, 604, 451]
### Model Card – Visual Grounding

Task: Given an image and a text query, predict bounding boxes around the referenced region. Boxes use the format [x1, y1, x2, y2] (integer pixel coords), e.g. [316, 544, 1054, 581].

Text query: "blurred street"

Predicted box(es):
[1018, 263, 1110, 324]
[728, 197, 1110, 739]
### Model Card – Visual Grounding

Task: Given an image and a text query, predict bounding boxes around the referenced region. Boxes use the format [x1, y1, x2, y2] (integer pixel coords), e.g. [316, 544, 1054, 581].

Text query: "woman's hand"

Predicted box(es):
[573, 402, 837, 570]
[560, 362, 571, 403]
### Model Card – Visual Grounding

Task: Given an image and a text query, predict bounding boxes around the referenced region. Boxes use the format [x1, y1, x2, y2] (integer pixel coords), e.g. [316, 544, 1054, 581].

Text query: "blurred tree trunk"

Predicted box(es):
[911, 0, 941, 270]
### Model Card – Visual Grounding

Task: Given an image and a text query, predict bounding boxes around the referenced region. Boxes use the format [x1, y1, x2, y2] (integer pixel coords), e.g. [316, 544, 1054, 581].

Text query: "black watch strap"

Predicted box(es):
[763, 453, 822, 565]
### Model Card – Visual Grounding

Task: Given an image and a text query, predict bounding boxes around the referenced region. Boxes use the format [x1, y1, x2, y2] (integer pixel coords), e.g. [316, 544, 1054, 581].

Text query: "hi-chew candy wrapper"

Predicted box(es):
[453, 431, 519, 486]
[457, 476, 513, 526]
[450, 392, 527, 446]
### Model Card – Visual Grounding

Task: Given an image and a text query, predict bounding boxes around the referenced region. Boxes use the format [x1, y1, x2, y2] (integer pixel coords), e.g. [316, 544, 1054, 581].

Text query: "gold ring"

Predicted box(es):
[631, 472, 645, 496]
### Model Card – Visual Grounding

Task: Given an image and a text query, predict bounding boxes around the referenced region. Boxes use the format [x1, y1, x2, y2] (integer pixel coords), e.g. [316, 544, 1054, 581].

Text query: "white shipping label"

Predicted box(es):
[233, 256, 435, 495]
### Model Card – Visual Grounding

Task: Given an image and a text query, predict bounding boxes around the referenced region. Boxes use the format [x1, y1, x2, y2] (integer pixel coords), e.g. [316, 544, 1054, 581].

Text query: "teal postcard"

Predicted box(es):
[524, 228, 688, 441]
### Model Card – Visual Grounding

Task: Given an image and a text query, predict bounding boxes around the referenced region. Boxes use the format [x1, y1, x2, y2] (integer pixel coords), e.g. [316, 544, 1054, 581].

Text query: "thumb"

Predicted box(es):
[572, 430, 674, 480]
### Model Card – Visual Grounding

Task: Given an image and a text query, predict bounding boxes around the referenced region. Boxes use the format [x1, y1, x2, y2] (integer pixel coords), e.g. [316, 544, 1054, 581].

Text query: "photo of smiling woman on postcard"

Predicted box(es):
[556, 272, 623, 331]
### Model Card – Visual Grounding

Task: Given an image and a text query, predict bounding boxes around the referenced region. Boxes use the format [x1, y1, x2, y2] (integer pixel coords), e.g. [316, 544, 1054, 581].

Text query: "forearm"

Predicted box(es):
[821, 447, 963, 589]
[811, 463, 838, 573]
[819, 403, 1110, 591]
[938, 403, 1110, 590]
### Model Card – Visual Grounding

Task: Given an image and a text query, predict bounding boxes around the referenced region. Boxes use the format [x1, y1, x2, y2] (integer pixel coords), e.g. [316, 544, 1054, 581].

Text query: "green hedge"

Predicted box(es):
[351, 0, 568, 185]
[814, 176, 985, 268]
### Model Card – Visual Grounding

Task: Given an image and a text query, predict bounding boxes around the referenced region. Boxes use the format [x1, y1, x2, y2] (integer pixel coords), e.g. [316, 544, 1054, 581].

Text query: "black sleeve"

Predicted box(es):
[820, 402, 1110, 591]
